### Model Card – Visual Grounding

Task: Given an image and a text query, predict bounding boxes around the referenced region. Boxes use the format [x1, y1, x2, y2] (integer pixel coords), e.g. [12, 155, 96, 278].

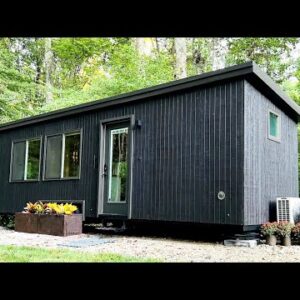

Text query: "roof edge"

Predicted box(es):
[0, 62, 254, 131]
[0, 61, 299, 131]
[251, 62, 300, 116]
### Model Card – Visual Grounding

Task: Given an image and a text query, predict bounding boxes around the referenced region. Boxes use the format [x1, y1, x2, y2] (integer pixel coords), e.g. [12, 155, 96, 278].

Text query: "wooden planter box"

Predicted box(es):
[15, 213, 82, 236]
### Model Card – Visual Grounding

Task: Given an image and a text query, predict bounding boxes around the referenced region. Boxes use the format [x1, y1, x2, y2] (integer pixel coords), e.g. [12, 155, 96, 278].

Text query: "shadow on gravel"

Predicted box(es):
[83, 221, 260, 243]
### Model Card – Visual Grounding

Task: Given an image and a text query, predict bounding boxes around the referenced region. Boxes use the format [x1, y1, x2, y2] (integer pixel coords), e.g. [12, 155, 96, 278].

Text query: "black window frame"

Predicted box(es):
[43, 129, 82, 181]
[9, 137, 42, 183]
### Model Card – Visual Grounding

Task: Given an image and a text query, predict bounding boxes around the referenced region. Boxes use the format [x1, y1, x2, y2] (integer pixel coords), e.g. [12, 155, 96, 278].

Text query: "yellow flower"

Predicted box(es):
[63, 203, 78, 215]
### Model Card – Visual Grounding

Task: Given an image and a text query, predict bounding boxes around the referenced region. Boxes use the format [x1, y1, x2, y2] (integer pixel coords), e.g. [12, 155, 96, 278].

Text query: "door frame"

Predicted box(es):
[97, 115, 135, 218]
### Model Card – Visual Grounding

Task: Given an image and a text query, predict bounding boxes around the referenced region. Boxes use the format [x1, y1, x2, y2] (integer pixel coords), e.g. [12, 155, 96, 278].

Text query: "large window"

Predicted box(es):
[268, 110, 281, 142]
[44, 131, 81, 180]
[10, 138, 41, 181]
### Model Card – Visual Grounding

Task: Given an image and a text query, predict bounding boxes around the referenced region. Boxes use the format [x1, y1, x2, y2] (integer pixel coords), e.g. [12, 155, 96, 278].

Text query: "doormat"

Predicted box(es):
[57, 237, 116, 248]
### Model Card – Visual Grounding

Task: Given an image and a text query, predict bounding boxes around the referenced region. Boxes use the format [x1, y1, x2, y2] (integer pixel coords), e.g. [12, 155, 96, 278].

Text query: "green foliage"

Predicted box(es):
[51, 38, 115, 88]
[276, 221, 295, 237]
[282, 80, 300, 104]
[0, 245, 159, 262]
[0, 214, 15, 229]
[226, 38, 298, 83]
[260, 222, 278, 236]
[187, 38, 213, 75]
[292, 222, 300, 238]
[40, 41, 174, 112]
[0, 38, 45, 123]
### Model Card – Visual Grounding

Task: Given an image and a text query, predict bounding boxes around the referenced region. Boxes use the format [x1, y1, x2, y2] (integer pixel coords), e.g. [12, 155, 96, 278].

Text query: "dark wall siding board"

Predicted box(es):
[203, 89, 210, 222]
[0, 80, 245, 225]
[243, 81, 299, 225]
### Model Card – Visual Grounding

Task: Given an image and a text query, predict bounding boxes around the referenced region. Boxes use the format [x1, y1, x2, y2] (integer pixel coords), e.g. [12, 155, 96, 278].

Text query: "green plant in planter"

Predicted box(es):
[23, 201, 78, 215]
[260, 222, 278, 236]
[260, 222, 278, 245]
[277, 221, 295, 246]
[292, 223, 300, 239]
[277, 221, 294, 237]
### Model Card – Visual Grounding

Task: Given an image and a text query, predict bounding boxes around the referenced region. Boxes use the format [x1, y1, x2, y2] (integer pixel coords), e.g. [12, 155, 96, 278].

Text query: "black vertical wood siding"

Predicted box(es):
[0, 80, 245, 225]
[244, 81, 299, 225]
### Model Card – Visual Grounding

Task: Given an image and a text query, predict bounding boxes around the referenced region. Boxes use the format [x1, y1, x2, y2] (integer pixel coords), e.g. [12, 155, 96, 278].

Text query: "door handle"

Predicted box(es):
[102, 163, 108, 176]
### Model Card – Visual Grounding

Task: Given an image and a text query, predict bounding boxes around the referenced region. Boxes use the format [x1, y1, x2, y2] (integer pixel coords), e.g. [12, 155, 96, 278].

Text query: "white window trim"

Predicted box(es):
[43, 130, 82, 181]
[267, 109, 281, 143]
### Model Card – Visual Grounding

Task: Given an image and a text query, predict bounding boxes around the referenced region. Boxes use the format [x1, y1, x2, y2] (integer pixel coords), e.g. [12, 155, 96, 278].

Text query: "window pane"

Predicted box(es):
[11, 141, 26, 180]
[26, 140, 40, 180]
[108, 128, 128, 202]
[270, 112, 278, 137]
[45, 135, 62, 179]
[63, 133, 81, 178]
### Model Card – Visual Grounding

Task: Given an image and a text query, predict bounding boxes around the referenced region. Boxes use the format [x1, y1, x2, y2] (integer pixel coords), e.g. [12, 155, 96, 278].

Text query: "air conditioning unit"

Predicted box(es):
[276, 197, 300, 224]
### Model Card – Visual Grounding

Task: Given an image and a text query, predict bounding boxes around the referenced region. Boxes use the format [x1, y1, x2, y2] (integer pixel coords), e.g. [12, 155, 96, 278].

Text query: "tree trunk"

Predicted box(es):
[174, 38, 187, 79]
[155, 38, 160, 53]
[134, 38, 155, 56]
[44, 38, 53, 103]
[133, 38, 155, 81]
[211, 38, 228, 70]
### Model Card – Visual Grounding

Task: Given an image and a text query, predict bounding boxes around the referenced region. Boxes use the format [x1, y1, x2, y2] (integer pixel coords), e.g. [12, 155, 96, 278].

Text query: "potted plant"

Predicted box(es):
[292, 222, 300, 243]
[277, 221, 294, 246]
[15, 201, 82, 236]
[260, 222, 278, 246]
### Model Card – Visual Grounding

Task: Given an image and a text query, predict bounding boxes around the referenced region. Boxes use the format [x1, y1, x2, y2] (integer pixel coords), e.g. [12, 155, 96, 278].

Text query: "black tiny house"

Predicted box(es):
[0, 61, 299, 230]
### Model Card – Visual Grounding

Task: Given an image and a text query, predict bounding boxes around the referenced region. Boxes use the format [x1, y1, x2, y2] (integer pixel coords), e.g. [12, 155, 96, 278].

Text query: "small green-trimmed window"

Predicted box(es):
[10, 138, 41, 181]
[268, 111, 280, 141]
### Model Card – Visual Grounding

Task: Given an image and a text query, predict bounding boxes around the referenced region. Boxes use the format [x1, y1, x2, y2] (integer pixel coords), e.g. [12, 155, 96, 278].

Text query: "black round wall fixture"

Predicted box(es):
[217, 191, 225, 200]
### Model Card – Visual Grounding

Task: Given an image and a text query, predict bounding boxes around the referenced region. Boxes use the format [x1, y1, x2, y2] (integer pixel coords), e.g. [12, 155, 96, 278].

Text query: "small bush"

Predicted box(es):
[292, 222, 300, 238]
[276, 221, 294, 237]
[260, 221, 295, 238]
[0, 214, 15, 229]
[260, 222, 278, 236]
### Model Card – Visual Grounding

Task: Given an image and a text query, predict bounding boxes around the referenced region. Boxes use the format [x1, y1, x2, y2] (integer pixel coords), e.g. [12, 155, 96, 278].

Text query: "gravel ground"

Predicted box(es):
[1, 226, 300, 262]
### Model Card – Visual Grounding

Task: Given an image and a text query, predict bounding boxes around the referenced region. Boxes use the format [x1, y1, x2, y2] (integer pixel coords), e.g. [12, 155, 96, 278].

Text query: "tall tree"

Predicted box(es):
[0, 38, 44, 122]
[44, 38, 53, 103]
[174, 38, 187, 79]
[187, 38, 212, 75]
[210, 38, 228, 70]
[134, 38, 155, 56]
[225, 38, 298, 83]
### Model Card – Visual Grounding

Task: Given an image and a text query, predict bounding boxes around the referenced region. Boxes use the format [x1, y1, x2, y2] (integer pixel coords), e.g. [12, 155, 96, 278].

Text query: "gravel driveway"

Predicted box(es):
[1, 226, 300, 262]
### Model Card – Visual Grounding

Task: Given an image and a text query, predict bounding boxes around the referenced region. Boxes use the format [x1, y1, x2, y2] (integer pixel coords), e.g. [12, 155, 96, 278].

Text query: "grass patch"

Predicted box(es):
[0, 245, 159, 262]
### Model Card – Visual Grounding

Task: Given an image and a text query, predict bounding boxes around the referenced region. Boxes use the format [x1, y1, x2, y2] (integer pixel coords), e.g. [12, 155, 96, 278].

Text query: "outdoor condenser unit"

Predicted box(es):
[276, 197, 300, 224]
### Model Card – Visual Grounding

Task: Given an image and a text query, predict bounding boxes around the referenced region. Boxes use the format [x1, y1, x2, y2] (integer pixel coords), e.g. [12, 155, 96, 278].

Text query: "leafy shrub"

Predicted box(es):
[292, 222, 300, 238]
[276, 221, 295, 237]
[260, 222, 278, 236]
[260, 221, 295, 238]
[0, 214, 15, 229]
[23, 202, 78, 215]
